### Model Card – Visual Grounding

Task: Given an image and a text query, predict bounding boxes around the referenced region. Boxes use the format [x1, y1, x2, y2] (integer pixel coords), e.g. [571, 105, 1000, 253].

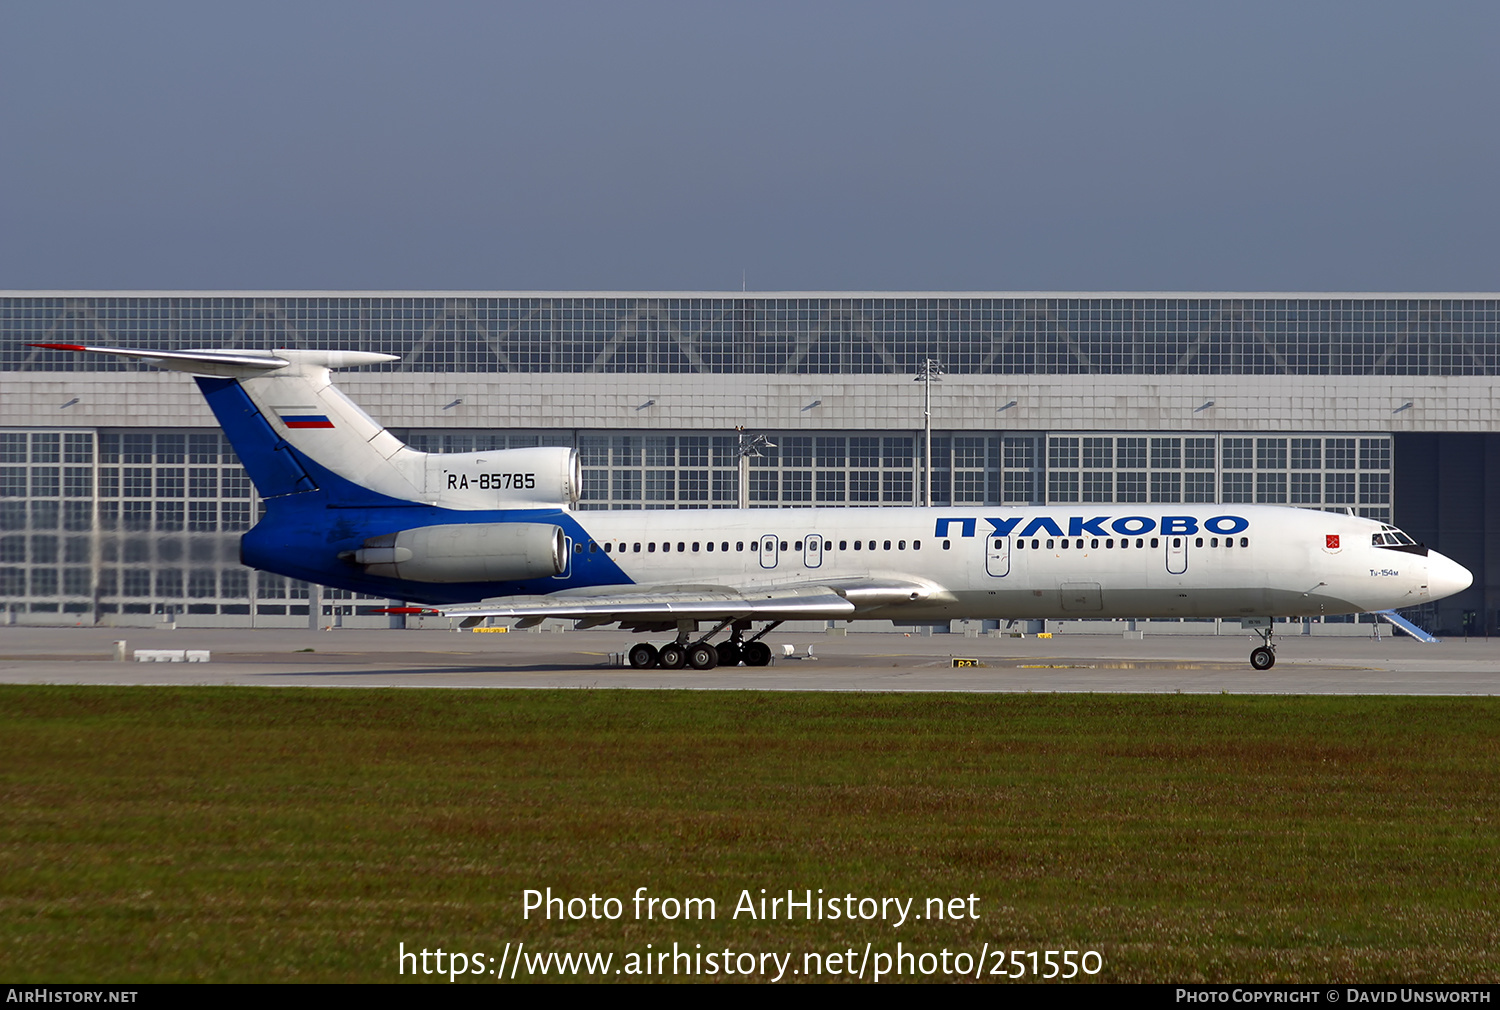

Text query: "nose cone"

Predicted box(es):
[1427, 551, 1473, 601]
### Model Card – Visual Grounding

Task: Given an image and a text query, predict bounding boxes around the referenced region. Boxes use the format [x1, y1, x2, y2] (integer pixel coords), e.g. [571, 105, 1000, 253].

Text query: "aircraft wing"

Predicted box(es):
[430, 577, 946, 630]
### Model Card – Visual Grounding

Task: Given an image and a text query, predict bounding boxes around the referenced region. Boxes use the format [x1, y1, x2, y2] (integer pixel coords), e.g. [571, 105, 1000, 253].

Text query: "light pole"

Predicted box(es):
[736, 426, 775, 510]
[913, 358, 944, 506]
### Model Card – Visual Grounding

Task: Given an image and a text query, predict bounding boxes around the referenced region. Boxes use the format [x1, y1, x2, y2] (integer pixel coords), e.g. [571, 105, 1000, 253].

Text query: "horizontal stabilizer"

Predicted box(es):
[29, 343, 291, 375]
[27, 343, 398, 376]
[1375, 610, 1441, 643]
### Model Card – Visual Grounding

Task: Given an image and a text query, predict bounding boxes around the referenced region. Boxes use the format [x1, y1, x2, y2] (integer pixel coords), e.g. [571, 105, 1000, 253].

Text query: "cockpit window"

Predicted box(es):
[1372, 524, 1418, 547]
[1373, 524, 1427, 555]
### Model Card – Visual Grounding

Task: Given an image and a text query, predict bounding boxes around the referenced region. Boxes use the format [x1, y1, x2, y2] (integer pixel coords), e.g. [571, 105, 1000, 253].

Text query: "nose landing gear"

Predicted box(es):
[1249, 622, 1277, 670]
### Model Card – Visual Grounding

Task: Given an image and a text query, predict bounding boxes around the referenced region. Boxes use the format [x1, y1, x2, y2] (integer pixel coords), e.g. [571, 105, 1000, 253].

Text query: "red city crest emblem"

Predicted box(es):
[1326, 534, 1340, 550]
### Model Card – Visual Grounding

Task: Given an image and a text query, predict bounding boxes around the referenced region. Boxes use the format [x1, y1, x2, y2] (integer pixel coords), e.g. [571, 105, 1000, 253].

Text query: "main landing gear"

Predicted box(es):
[628, 620, 782, 670]
[1249, 623, 1277, 670]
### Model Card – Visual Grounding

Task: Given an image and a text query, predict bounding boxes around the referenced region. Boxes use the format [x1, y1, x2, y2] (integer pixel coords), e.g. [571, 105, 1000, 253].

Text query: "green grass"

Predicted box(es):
[1, 687, 1497, 982]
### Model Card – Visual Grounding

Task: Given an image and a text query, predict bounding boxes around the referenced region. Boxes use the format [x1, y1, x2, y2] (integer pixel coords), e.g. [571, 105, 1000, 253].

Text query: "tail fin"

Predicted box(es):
[32, 344, 579, 510]
[31, 343, 424, 505]
[195, 376, 319, 499]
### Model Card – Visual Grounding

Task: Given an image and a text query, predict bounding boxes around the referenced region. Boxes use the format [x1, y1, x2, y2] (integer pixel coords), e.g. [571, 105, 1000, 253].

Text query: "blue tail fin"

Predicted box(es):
[196, 377, 319, 500]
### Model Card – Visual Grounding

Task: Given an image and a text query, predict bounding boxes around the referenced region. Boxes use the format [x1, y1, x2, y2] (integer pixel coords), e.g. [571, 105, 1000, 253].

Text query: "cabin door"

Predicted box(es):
[984, 534, 1011, 577]
[1165, 535, 1188, 575]
[803, 534, 824, 569]
[759, 534, 780, 569]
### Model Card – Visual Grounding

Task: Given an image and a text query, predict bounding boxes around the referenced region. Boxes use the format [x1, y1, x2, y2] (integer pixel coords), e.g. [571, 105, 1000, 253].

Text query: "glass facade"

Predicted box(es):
[7, 294, 1500, 375]
[0, 427, 384, 622]
[1039, 434, 1390, 523]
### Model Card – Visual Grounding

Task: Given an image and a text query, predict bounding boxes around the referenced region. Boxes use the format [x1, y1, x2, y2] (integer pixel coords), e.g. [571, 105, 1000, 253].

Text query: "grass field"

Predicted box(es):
[1, 686, 1497, 983]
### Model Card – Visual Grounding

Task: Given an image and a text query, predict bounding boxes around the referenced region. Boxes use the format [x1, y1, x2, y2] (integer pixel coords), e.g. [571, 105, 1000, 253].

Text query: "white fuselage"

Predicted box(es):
[566, 504, 1464, 621]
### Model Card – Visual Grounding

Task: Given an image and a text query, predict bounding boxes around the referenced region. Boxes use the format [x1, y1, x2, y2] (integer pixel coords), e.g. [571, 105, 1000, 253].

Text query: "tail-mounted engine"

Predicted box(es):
[343, 523, 567, 583]
[427, 447, 580, 508]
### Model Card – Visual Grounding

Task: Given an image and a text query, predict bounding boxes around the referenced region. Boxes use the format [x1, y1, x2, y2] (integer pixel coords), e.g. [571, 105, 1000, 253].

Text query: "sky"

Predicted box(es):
[3, 1, 1498, 292]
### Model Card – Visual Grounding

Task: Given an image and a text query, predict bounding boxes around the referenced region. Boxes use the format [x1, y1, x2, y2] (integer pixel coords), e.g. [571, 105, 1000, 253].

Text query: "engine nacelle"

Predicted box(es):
[347, 523, 566, 583]
[426, 446, 580, 507]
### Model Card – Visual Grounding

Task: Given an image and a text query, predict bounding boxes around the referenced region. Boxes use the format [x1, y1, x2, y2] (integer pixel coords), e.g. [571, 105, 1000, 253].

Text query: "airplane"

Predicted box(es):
[31, 343, 1474, 671]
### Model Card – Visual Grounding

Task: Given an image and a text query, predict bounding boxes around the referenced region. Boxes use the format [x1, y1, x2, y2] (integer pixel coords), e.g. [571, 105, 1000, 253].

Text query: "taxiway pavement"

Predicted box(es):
[0, 626, 1496, 693]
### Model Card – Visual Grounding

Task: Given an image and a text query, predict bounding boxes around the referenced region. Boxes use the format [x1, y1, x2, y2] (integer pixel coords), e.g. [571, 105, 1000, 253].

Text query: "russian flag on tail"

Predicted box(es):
[277, 410, 335, 429]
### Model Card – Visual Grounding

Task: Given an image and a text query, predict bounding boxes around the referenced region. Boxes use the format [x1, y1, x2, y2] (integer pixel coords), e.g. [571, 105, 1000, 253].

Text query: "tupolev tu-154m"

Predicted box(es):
[33, 343, 1473, 671]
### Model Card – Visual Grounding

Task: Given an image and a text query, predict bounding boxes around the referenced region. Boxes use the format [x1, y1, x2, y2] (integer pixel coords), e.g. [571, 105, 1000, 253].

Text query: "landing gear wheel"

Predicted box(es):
[687, 644, 719, 670]
[716, 642, 742, 667]
[628, 643, 659, 669]
[742, 641, 772, 667]
[1250, 646, 1276, 670]
[658, 643, 688, 670]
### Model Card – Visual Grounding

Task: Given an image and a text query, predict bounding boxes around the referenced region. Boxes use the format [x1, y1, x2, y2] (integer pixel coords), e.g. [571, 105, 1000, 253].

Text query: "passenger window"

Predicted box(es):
[1240, 537, 1249, 547]
[943, 540, 951, 550]
[604, 542, 612, 553]
[750, 542, 757, 552]
[1046, 539, 1055, 549]
[794, 541, 803, 551]
[1195, 537, 1203, 548]
[914, 540, 921, 550]
[706, 542, 714, 552]
[899, 540, 906, 549]
[648, 543, 656, 553]
[1061, 540, 1069, 550]
[1032, 539, 1040, 550]
[722, 542, 729, 552]
[692, 542, 700, 552]
[780, 541, 788, 551]
[589, 541, 598, 553]
[678, 542, 685, 552]
[1016, 539, 1025, 550]
[854, 541, 862, 551]
[1106, 539, 1114, 548]
[840, 540, 848, 550]
[1090, 538, 1099, 549]
[884, 540, 891, 550]
[633, 543, 641, 553]
[1150, 538, 1158, 548]
[574, 542, 583, 553]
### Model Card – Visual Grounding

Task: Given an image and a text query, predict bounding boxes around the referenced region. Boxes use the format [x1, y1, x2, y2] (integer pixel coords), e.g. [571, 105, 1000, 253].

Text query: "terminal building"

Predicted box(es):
[1, 291, 1496, 635]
